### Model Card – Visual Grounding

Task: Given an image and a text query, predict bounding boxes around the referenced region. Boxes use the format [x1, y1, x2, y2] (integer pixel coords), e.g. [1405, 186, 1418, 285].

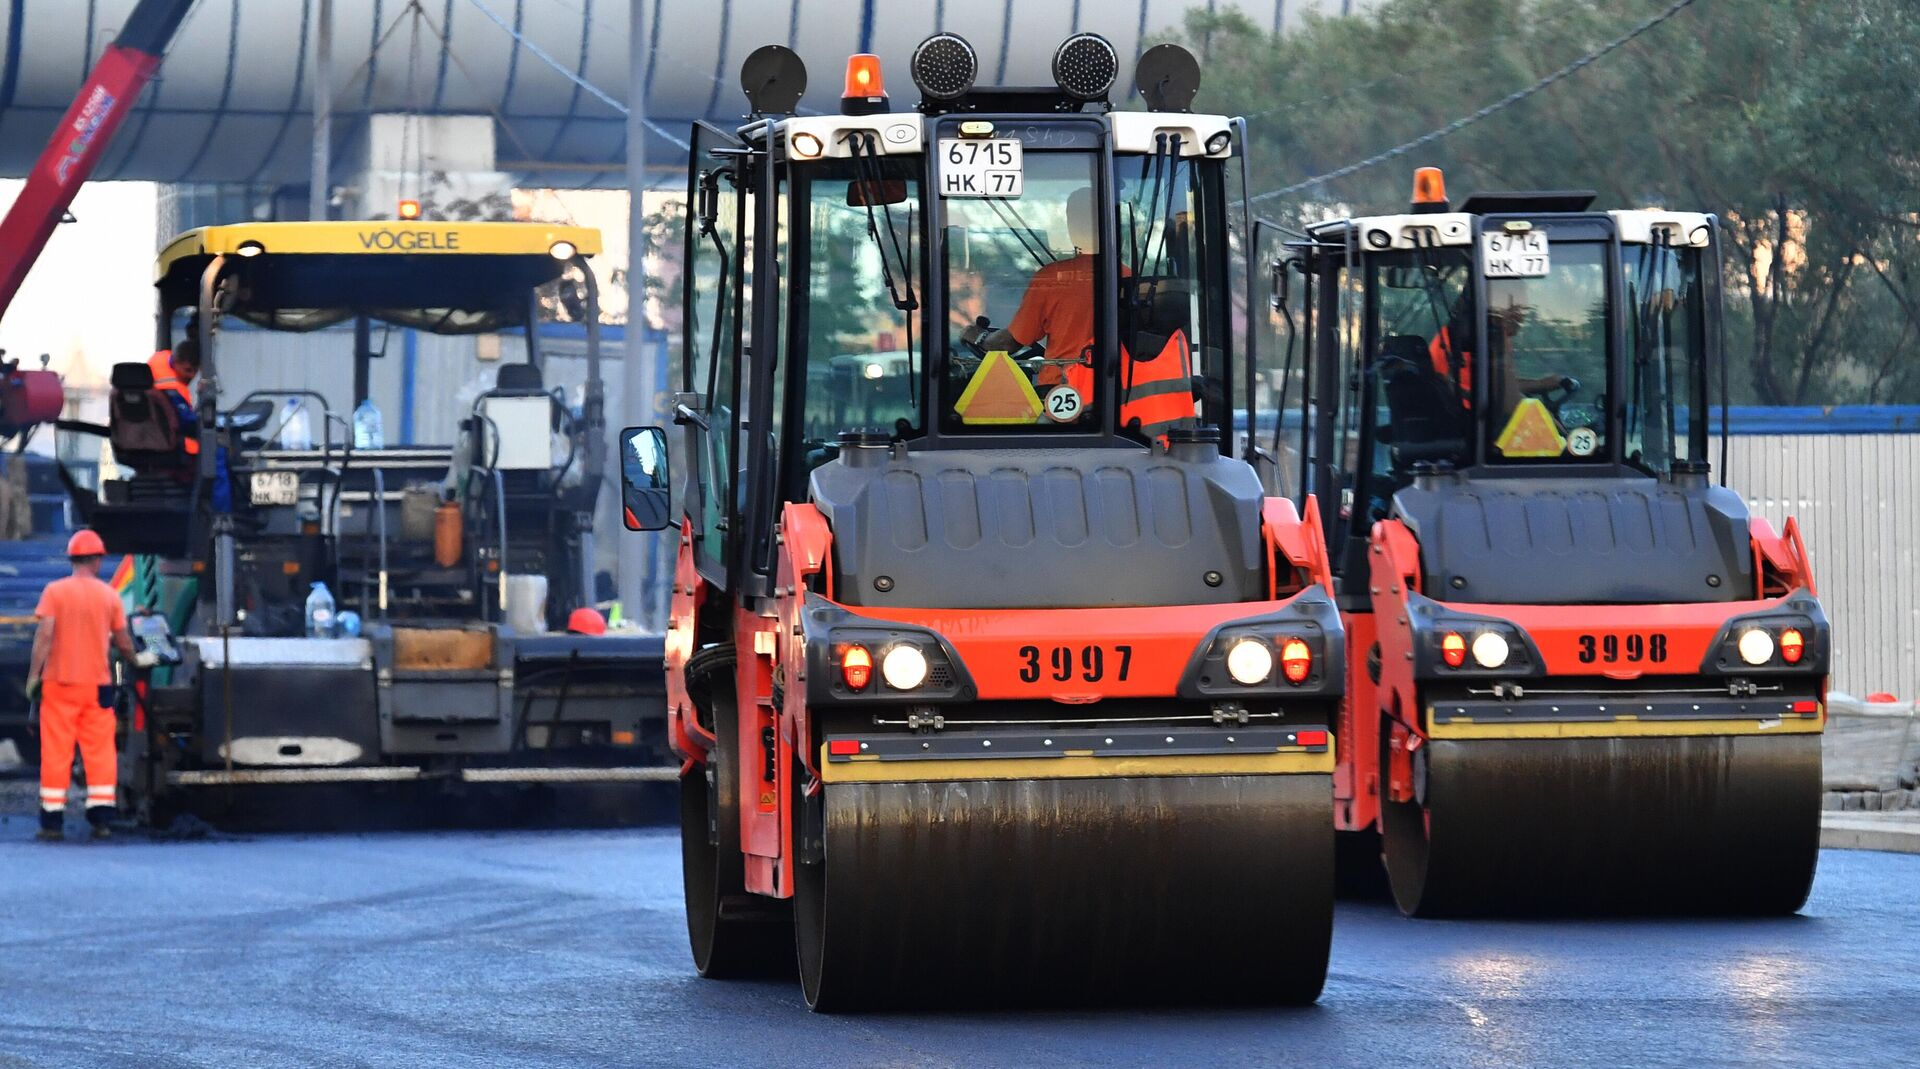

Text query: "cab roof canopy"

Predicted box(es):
[154, 221, 602, 334]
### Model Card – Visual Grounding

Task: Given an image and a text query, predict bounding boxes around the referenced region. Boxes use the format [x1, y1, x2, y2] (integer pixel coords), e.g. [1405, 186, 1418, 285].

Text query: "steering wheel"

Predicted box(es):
[961, 315, 1048, 363]
[961, 315, 994, 357]
[1532, 374, 1583, 415]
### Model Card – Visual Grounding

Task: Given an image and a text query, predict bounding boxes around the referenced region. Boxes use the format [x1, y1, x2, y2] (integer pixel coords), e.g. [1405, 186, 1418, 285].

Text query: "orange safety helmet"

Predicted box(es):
[566, 607, 607, 636]
[66, 529, 106, 558]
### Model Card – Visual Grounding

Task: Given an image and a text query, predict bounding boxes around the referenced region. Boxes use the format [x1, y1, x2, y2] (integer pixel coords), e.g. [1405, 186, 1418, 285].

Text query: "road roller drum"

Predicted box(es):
[795, 770, 1333, 1010]
[1381, 732, 1822, 917]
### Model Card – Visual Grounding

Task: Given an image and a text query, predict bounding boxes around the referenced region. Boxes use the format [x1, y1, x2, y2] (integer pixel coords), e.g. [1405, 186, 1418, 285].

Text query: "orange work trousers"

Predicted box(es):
[38, 681, 118, 813]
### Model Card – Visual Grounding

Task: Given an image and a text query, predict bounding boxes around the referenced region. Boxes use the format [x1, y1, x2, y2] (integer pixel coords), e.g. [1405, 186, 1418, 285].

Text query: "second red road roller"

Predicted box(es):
[1274, 169, 1827, 915]
[621, 37, 1342, 1008]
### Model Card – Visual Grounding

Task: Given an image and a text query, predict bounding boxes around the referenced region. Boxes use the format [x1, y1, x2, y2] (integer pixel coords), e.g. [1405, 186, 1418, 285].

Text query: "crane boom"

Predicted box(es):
[0, 0, 195, 320]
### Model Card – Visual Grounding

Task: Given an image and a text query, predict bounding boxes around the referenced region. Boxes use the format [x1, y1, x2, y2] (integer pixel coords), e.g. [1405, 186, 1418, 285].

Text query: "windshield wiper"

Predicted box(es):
[846, 131, 919, 419]
[983, 195, 1055, 269]
[846, 132, 917, 314]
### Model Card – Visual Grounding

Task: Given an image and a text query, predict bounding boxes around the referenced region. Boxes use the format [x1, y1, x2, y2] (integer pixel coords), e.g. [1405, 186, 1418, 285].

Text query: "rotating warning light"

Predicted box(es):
[397, 198, 422, 220]
[841, 644, 874, 690]
[1279, 637, 1313, 685]
[1780, 628, 1806, 665]
[1440, 631, 1467, 668]
[881, 645, 931, 691]
[1470, 631, 1511, 670]
[1225, 637, 1274, 686]
[1411, 167, 1449, 213]
[911, 33, 978, 102]
[1052, 33, 1119, 101]
[1737, 627, 1776, 666]
[842, 54, 889, 115]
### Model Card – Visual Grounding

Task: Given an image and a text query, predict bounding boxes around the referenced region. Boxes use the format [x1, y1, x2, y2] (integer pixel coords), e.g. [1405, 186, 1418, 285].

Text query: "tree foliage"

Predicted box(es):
[1182, 0, 1920, 404]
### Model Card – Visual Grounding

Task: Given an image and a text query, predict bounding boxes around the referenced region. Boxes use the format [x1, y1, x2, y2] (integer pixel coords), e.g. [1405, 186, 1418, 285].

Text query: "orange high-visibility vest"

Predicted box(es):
[147, 350, 200, 455]
[1119, 331, 1197, 443]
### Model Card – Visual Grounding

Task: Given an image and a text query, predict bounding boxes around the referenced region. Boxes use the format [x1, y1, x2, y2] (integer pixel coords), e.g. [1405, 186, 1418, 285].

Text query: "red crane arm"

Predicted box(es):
[0, 0, 195, 320]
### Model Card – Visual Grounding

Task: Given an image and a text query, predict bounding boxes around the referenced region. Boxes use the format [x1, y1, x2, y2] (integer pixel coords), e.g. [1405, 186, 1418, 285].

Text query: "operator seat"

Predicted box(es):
[107, 362, 188, 474]
[1379, 334, 1468, 468]
[89, 362, 194, 556]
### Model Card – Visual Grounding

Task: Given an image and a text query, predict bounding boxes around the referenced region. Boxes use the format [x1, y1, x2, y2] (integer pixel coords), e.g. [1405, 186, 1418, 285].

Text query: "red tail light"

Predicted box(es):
[828, 739, 862, 756]
[1294, 730, 1328, 748]
[1279, 637, 1313, 684]
[841, 645, 873, 690]
[1440, 631, 1467, 668]
[1780, 628, 1805, 664]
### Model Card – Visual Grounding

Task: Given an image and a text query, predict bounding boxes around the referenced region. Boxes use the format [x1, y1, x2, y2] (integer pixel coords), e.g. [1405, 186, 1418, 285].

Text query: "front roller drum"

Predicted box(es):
[794, 773, 1332, 1011]
[1382, 732, 1821, 917]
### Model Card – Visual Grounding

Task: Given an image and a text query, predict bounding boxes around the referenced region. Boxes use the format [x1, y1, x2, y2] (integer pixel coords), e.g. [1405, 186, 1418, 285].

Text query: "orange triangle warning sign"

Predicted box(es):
[953, 350, 1042, 425]
[1493, 397, 1567, 458]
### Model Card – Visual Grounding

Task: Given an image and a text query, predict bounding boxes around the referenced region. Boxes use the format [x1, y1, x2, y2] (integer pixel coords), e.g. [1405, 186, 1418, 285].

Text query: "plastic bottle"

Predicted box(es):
[336, 610, 362, 637]
[278, 398, 312, 450]
[304, 581, 336, 638]
[352, 398, 385, 450]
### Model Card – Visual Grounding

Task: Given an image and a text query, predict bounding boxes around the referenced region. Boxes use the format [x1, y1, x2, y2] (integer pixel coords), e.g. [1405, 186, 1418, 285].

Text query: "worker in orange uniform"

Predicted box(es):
[968, 185, 1197, 442]
[24, 529, 154, 841]
[147, 324, 202, 456]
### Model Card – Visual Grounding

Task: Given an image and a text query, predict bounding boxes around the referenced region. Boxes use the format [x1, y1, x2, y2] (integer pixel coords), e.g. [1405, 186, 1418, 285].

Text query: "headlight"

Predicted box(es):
[1737, 628, 1775, 666]
[1225, 637, 1274, 685]
[881, 644, 930, 690]
[1470, 631, 1510, 669]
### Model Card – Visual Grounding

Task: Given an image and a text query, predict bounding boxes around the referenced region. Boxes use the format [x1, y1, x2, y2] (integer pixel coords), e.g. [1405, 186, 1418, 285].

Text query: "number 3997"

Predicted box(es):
[1018, 644, 1132, 683]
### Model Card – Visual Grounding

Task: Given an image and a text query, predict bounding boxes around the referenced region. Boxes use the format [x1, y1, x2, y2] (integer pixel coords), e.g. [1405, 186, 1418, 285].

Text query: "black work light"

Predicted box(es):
[911, 32, 977, 101]
[1051, 33, 1118, 101]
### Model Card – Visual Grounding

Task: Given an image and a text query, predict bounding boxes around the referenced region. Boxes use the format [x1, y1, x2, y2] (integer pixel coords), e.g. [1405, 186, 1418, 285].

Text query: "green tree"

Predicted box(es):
[1183, 0, 1920, 404]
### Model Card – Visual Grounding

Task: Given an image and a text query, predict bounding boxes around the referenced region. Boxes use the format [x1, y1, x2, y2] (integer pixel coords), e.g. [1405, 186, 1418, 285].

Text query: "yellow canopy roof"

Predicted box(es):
[153, 221, 605, 334]
[155, 221, 601, 282]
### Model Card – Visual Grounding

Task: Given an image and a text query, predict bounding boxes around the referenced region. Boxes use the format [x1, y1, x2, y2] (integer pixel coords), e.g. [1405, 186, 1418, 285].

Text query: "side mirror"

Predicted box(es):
[619, 426, 672, 531]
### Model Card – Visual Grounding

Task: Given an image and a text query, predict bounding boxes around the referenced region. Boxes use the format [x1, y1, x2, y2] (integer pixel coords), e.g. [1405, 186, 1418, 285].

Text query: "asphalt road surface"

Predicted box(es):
[1, 805, 1915, 1068]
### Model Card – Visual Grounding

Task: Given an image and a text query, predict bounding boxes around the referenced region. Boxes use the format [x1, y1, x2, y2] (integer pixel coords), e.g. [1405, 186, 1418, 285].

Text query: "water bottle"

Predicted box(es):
[304, 581, 336, 638]
[278, 398, 312, 450]
[352, 398, 385, 450]
[336, 610, 362, 638]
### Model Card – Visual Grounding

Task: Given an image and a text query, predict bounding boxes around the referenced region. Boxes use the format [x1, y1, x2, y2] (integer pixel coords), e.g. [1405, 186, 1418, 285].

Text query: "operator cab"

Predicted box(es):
[1298, 169, 1749, 604]
[79, 221, 609, 630]
[636, 36, 1264, 608]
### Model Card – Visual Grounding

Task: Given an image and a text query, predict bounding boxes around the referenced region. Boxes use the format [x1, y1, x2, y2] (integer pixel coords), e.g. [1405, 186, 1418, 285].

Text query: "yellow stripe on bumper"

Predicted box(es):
[819, 746, 1334, 784]
[1426, 714, 1823, 741]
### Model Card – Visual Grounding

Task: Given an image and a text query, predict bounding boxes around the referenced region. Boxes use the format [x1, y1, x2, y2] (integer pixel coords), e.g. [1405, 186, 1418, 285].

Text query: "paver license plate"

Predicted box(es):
[250, 470, 299, 506]
[939, 138, 1022, 198]
[1482, 230, 1550, 277]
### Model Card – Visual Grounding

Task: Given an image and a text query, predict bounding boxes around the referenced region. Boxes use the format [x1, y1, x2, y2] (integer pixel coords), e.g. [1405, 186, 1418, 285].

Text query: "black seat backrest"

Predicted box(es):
[1379, 335, 1467, 465]
[107, 361, 182, 465]
[495, 362, 544, 394]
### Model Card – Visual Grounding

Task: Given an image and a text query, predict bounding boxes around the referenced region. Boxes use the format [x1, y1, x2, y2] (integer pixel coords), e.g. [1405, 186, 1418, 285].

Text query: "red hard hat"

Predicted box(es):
[66, 529, 106, 557]
[566, 607, 607, 636]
